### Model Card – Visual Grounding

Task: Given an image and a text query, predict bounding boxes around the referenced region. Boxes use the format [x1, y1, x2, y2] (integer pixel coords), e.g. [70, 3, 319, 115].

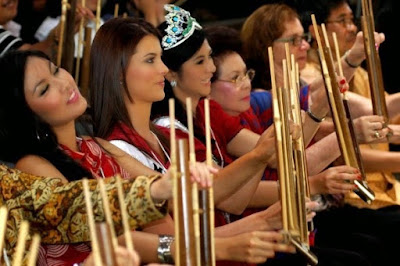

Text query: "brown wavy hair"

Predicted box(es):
[241, 4, 298, 90]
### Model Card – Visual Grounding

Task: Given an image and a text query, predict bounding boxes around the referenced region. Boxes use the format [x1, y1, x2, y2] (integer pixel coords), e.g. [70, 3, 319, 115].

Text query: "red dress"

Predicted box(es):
[37, 138, 130, 266]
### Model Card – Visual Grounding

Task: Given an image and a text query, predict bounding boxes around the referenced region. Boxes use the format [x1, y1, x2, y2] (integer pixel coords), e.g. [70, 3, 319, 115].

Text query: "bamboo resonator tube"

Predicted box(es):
[361, 0, 388, 125]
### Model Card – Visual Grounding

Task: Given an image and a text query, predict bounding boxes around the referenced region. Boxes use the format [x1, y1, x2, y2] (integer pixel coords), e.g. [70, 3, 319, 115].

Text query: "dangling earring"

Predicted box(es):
[170, 80, 177, 87]
[36, 129, 49, 141]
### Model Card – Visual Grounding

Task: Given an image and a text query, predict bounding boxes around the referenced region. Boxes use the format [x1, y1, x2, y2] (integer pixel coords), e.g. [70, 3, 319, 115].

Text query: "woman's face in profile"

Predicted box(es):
[23, 56, 87, 127]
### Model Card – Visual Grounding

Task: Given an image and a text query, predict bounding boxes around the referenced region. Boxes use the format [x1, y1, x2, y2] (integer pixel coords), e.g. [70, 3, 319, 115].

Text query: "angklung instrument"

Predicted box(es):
[269, 46, 318, 265]
[311, 14, 375, 204]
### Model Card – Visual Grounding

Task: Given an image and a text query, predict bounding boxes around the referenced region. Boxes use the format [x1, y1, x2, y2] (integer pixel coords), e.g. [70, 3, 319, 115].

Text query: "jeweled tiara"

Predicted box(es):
[161, 4, 202, 50]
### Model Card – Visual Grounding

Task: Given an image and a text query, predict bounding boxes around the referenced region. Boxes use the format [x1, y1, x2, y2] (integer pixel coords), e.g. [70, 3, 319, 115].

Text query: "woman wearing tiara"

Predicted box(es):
[89, 15, 301, 265]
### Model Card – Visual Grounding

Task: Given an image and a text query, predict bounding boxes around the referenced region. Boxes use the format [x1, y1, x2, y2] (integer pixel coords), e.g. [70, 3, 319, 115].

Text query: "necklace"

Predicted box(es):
[153, 116, 224, 167]
[210, 128, 224, 168]
[150, 132, 170, 173]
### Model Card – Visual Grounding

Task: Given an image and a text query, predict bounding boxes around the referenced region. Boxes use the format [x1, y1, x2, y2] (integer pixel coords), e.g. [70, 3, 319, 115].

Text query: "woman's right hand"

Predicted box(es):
[309, 165, 361, 195]
[254, 125, 277, 168]
[150, 162, 218, 201]
[353, 115, 390, 143]
[216, 231, 296, 264]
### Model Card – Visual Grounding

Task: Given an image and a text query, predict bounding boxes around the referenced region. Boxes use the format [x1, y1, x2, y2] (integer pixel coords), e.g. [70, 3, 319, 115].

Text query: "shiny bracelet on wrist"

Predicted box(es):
[307, 108, 326, 123]
[157, 235, 174, 264]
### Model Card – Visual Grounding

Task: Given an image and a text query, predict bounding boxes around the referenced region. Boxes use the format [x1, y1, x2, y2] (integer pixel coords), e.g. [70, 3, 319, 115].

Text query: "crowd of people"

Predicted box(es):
[0, 0, 399, 265]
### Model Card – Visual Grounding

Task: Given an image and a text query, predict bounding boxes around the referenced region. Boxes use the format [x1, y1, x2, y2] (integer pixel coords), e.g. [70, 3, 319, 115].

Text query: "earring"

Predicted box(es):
[170, 80, 177, 87]
[36, 130, 49, 141]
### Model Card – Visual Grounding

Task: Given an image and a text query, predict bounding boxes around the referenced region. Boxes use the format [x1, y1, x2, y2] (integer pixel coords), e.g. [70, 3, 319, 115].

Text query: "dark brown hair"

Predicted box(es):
[89, 17, 169, 150]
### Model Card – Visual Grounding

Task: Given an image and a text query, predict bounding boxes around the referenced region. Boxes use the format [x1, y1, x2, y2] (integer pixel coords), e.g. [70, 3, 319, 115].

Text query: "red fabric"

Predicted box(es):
[196, 99, 244, 166]
[108, 123, 229, 229]
[107, 122, 208, 166]
[60, 137, 130, 179]
[37, 138, 130, 266]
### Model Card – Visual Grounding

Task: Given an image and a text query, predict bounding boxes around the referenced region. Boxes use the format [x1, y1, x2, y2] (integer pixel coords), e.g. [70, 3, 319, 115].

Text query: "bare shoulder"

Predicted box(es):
[16, 155, 66, 181]
[94, 137, 126, 156]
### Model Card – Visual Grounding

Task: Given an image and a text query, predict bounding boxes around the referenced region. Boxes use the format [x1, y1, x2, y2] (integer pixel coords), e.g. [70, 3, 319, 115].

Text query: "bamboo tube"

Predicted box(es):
[203, 99, 216, 266]
[0, 206, 8, 262]
[282, 60, 298, 236]
[96, 222, 117, 266]
[82, 179, 103, 266]
[115, 176, 135, 253]
[269, 46, 288, 231]
[79, 26, 92, 99]
[361, 0, 389, 125]
[57, 0, 68, 66]
[114, 3, 119, 18]
[186, 97, 201, 266]
[75, 0, 86, 83]
[332, 33, 344, 77]
[62, 0, 77, 73]
[12, 221, 29, 266]
[27, 234, 41, 266]
[98, 178, 119, 250]
[175, 138, 197, 265]
[96, 0, 102, 31]
[169, 98, 181, 265]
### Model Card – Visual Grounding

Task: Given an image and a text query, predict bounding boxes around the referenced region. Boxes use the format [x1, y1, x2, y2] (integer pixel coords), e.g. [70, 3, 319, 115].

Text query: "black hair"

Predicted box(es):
[298, 0, 348, 33]
[204, 25, 242, 82]
[151, 21, 206, 127]
[0, 50, 91, 181]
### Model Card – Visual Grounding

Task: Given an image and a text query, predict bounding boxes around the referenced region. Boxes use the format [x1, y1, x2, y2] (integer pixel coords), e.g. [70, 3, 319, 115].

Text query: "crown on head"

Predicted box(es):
[161, 4, 202, 50]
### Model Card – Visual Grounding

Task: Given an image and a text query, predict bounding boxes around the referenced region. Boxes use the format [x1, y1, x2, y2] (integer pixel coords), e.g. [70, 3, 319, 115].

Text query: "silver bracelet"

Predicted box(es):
[157, 235, 174, 264]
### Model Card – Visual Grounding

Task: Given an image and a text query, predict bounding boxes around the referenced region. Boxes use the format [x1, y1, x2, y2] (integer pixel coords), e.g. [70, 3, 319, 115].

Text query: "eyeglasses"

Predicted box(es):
[326, 17, 356, 28]
[275, 32, 312, 47]
[215, 69, 255, 87]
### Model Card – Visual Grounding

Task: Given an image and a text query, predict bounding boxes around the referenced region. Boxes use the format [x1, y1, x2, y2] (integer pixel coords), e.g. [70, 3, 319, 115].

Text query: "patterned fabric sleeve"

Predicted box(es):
[0, 165, 167, 257]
